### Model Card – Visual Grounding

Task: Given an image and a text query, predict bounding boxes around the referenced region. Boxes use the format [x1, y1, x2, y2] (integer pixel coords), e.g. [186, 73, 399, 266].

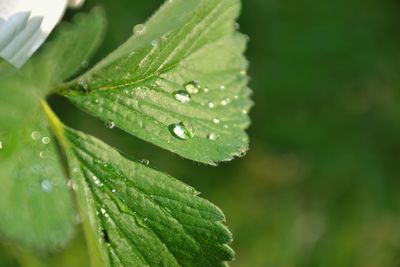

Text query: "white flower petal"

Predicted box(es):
[68, 0, 85, 9]
[0, 0, 67, 68]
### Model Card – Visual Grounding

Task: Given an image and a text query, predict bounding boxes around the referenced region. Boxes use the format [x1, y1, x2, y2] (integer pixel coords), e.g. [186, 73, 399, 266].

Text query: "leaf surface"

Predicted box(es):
[64, 0, 252, 165]
[0, 77, 75, 249]
[61, 125, 234, 266]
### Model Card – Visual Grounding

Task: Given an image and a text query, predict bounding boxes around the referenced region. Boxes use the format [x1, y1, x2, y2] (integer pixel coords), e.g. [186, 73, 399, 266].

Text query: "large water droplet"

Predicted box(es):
[173, 90, 191, 103]
[168, 122, 194, 140]
[31, 131, 41, 140]
[208, 101, 215, 108]
[141, 159, 150, 166]
[41, 137, 50, 144]
[184, 81, 201, 94]
[41, 180, 53, 192]
[133, 24, 146, 35]
[105, 121, 115, 129]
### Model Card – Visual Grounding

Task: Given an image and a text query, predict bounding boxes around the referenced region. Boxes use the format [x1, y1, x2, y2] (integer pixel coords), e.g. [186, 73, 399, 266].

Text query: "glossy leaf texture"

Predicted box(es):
[62, 125, 234, 266]
[64, 0, 252, 165]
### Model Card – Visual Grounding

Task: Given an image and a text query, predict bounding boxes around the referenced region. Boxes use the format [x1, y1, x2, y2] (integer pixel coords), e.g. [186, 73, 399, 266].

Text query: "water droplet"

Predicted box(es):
[39, 151, 48, 158]
[81, 60, 89, 68]
[92, 176, 101, 186]
[67, 179, 76, 190]
[213, 118, 220, 124]
[234, 95, 239, 100]
[242, 109, 248, 115]
[184, 81, 201, 94]
[41, 180, 53, 192]
[0, 141, 2, 149]
[133, 24, 146, 35]
[105, 121, 115, 129]
[78, 80, 89, 92]
[144, 218, 148, 222]
[208, 101, 215, 108]
[111, 189, 116, 193]
[173, 90, 191, 103]
[220, 85, 226, 90]
[31, 131, 41, 140]
[151, 40, 158, 47]
[207, 133, 217, 141]
[221, 98, 231, 106]
[141, 159, 150, 166]
[168, 122, 194, 140]
[41, 137, 50, 144]
[203, 87, 209, 93]
[240, 70, 246, 76]
[100, 207, 109, 218]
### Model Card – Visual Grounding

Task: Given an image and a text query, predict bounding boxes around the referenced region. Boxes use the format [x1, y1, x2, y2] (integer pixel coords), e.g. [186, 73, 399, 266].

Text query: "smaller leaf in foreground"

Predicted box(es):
[62, 126, 234, 267]
[0, 97, 75, 249]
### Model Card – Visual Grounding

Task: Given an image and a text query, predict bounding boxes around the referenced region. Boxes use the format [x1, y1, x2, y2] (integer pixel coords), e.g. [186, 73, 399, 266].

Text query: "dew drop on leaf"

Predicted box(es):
[184, 81, 201, 94]
[141, 159, 150, 166]
[221, 98, 231, 106]
[92, 175, 101, 186]
[132, 24, 146, 35]
[39, 151, 48, 159]
[0, 141, 2, 149]
[213, 118, 221, 124]
[168, 122, 194, 140]
[173, 90, 191, 103]
[41, 180, 53, 192]
[41, 137, 50, 144]
[151, 40, 158, 47]
[105, 121, 115, 129]
[208, 101, 215, 108]
[31, 131, 41, 140]
[207, 133, 217, 141]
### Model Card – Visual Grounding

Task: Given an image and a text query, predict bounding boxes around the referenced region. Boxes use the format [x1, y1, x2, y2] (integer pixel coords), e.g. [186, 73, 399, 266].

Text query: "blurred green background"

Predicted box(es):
[3, 0, 400, 266]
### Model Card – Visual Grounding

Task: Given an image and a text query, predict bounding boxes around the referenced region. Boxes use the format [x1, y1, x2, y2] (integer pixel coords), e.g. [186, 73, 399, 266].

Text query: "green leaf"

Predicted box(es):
[60, 125, 234, 266]
[22, 7, 106, 89]
[0, 76, 75, 248]
[63, 0, 252, 165]
[0, 7, 106, 249]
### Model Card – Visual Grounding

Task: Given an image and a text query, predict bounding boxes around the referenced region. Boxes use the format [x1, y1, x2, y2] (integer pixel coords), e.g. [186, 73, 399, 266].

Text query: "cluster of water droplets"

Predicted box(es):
[168, 78, 249, 141]
[30, 130, 55, 192]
